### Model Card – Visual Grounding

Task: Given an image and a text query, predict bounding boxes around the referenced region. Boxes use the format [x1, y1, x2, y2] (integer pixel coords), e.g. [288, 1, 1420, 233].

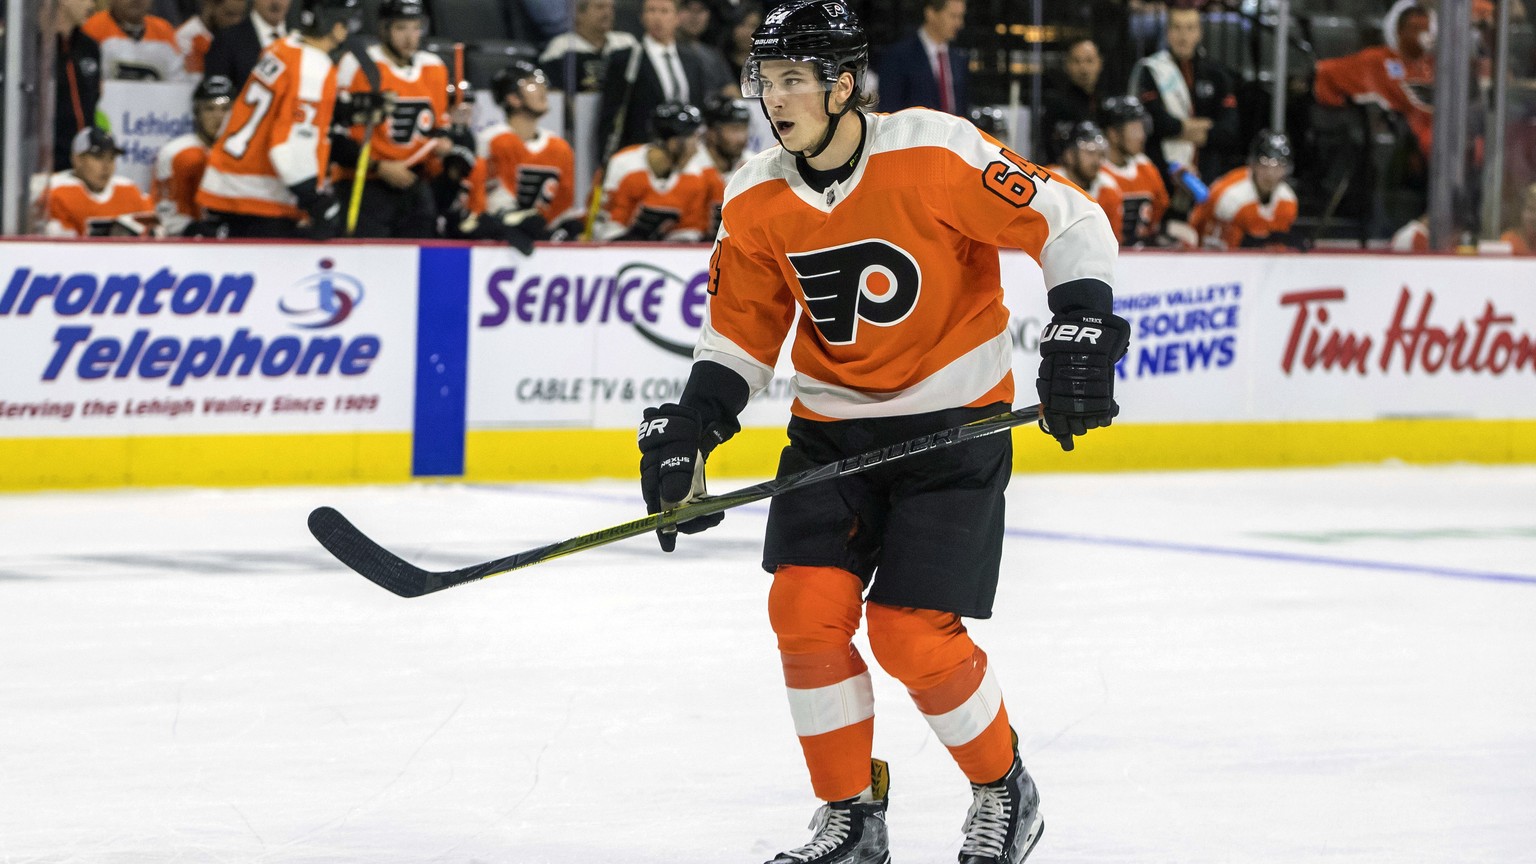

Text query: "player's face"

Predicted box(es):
[924, 0, 966, 44]
[642, 0, 679, 43]
[661, 131, 699, 168]
[1167, 10, 1202, 60]
[708, 122, 749, 161]
[72, 151, 116, 193]
[111, 0, 152, 25]
[195, 98, 232, 140]
[1112, 119, 1145, 156]
[1064, 41, 1101, 91]
[253, 0, 289, 27]
[210, 0, 248, 29]
[1397, 11, 1431, 60]
[515, 73, 550, 115]
[385, 18, 424, 57]
[1066, 143, 1104, 180]
[1251, 158, 1289, 196]
[757, 60, 836, 151]
[577, 0, 615, 34]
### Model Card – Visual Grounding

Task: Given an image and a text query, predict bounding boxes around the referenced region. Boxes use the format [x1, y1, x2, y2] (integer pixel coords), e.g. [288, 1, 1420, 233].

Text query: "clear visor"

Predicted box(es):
[1253, 156, 1291, 172]
[740, 56, 842, 99]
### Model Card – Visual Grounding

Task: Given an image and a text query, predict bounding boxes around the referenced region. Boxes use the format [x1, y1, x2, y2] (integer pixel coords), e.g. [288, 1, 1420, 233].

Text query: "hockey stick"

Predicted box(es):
[343, 38, 384, 236]
[581, 42, 645, 240]
[308, 404, 1043, 598]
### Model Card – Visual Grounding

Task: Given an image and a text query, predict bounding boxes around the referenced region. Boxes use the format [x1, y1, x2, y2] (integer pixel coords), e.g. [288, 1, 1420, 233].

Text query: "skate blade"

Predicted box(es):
[1018, 812, 1045, 862]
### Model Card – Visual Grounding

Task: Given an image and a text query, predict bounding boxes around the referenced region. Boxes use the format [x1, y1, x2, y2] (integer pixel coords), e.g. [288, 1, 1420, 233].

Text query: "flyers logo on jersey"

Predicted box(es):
[516, 166, 562, 209]
[788, 239, 921, 345]
[387, 98, 434, 144]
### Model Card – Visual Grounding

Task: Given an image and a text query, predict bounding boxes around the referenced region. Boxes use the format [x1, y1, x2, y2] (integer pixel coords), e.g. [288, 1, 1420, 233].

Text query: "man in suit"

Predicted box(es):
[204, 0, 290, 89]
[874, 0, 968, 115]
[597, 0, 705, 161]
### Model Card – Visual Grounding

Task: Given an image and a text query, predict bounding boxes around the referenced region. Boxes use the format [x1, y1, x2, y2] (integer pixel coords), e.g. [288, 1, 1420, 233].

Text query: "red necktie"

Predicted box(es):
[936, 46, 953, 114]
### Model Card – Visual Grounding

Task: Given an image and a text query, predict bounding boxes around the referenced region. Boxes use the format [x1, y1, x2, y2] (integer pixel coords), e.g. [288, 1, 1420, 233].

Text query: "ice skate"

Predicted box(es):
[957, 754, 1043, 864]
[765, 759, 890, 864]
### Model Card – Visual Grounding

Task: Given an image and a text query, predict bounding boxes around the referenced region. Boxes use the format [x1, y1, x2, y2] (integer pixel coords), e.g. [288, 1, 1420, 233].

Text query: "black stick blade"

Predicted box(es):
[308, 506, 438, 598]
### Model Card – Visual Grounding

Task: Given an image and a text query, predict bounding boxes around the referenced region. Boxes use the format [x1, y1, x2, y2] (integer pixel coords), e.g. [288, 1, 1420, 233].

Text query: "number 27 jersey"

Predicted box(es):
[700, 109, 1119, 421]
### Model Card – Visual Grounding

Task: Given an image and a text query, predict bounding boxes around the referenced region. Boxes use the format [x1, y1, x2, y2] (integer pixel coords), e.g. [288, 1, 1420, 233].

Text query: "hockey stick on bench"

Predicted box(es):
[308, 404, 1042, 598]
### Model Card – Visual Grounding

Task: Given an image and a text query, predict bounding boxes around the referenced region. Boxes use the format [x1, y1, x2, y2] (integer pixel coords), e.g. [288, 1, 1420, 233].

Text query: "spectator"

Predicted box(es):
[719, 2, 763, 87]
[596, 101, 713, 242]
[1191, 130, 1299, 250]
[82, 0, 188, 81]
[53, 0, 102, 172]
[204, 0, 290, 92]
[1046, 121, 1125, 244]
[679, 0, 737, 100]
[176, 0, 247, 76]
[476, 60, 579, 236]
[1314, 0, 1436, 160]
[540, 0, 639, 93]
[43, 128, 158, 237]
[1501, 183, 1536, 254]
[598, 0, 707, 157]
[153, 75, 233, 235]
[1099, 95, 1170, 246]
[1129, 3, 1241, 199]
[332, 0, 449, 239]
[1040, 38, 1106, 163]
[875, 0, 969, 115]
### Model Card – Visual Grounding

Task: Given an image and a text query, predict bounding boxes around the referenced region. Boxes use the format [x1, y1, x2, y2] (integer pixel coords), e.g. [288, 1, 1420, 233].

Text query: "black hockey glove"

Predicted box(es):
[290, 180, 341, 241]
[1036, 309, 1131, 451]
[637, 403, 737, 552]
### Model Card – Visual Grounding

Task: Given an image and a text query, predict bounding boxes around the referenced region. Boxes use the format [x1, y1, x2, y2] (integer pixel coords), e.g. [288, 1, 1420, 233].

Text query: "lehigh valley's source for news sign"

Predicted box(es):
[467, 247, 1536, 429]
[0, 242, 418, 437]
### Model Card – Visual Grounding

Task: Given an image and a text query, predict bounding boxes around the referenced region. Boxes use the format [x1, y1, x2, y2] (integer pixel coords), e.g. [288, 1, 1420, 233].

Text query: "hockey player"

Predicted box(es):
[1098, 95, 1171, 246]
[700, 96, 752, 235]
[175, 0, 248, 76]
[597, 101, 713, 241]
[82, 0, 188, 81]
[634, 3, 1125, 863]
[475, 59, 577, 234]
[1048, 121, 1125, 245]
[43, 127, 158, 237]
[197, 0, 359, 238]
[1190, 130, 1299, 250]
[154, 75, 234, 236]
[333, 0, 449, 238]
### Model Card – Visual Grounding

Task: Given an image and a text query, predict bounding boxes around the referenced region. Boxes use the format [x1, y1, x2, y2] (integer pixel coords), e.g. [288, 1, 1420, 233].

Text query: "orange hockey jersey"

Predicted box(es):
[1100, 153, 1169, 244]
[701, 109, 1118, 421]
[474, 123, 576, 223]
[1314, 46, 1434, 157]
[82, 10, 186, 81]
[175, 16, 213, 75]
[1190, 166, 1298, 250]
[336, 45, 450, 167]
[197, 35, 338, 220]
[154, 133, 211, 234]
[600, 144, 714, 241]
[43, 171, 156, 237]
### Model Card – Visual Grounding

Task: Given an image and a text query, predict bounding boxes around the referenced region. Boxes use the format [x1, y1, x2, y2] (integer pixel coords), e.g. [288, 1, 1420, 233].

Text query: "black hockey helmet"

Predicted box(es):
[193, 74, 234, 104]
[740, 0, 868, 98]
[1058, 120, 1107, 153]
[652, 101, 704, 140]
[491, 58, 548, 104]
[1099, 95, 1147, 130]
[378, 0, 427, 20]
[1250, 129, 1293, 164]
[968, 106, 1008, 139]
[299, 0, 362, 36]
[703, 96, 752, 127]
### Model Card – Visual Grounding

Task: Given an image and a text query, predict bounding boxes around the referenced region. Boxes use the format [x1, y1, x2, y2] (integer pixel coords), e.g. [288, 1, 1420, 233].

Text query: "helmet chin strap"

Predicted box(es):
[761, 88, 856, 160]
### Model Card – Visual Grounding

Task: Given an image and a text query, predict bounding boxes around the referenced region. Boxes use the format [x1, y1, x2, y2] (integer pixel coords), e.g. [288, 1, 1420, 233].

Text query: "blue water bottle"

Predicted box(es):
[1169, 161, 1209, 204]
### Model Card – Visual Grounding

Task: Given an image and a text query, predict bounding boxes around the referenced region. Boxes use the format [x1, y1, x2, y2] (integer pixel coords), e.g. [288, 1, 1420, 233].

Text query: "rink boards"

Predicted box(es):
[2, 238, 1533, 490]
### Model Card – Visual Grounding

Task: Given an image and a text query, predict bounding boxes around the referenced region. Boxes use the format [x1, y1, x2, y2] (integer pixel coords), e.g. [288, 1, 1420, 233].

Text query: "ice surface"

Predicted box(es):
[2, 465, 1533, 862]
